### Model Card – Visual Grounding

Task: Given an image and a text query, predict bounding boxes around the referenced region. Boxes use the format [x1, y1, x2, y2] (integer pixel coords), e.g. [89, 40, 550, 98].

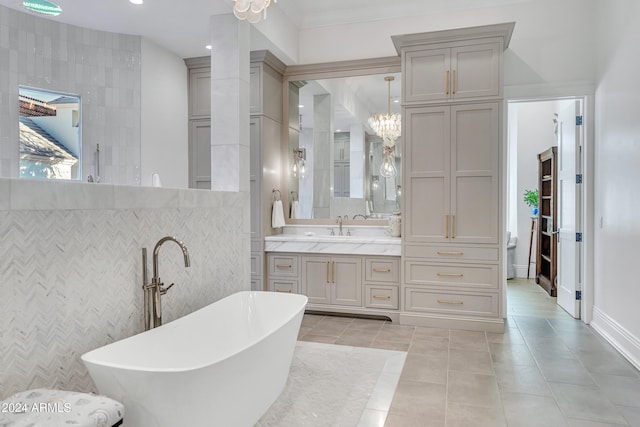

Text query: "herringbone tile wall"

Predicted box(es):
[0, 193, 250, 398]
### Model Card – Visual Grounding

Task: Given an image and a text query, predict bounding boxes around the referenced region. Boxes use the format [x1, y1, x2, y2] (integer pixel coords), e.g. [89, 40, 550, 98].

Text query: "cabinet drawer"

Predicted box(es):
[404, 245, 498, 261]
[365, 258, 399, 283]
[269, 279, 298, 294]
[405, 288, 499, 317]
[268, 254, 299, 277]
[405, 261, 498, 289]
[364, 285, 398, 309]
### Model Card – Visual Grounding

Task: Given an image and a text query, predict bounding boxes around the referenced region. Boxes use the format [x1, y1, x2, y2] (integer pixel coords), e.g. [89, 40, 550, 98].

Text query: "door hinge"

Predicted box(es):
[576, 290, 582, 300]
[576, 116, 583, 126]
[576, 174, 583, 184]
[576, 232, 583, 242]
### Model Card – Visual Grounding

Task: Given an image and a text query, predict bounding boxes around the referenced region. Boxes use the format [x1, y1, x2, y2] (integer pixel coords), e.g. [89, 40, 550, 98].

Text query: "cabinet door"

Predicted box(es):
[189, 68, 211, 118]
[302, 256, 331, 304]
[332, 257, 362, 307]
[450, 103, 499, 244]
[250, 118, 261, 238]
[189, 119, 211, 189]
[405, 106, 451, 243]
[404, 48, 451, 103]
[451, 43, 500, 100]
[250, 64, 262, 115]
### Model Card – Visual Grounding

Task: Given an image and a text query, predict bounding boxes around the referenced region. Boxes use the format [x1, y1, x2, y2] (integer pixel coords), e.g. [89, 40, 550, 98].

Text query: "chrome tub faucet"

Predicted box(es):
[142, 236, 190, 331]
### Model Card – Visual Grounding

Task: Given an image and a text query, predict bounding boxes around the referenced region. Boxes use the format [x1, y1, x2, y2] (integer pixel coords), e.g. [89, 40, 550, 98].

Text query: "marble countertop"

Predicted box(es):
[264, 234, 401, 256]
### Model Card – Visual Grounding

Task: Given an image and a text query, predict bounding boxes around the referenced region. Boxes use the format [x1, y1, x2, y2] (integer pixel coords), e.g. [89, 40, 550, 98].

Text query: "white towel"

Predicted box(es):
[290, 200, 300, 219]
[365, 200, 371, 217]
[272, 200, 286, 228]
[152, 173, 162, 187]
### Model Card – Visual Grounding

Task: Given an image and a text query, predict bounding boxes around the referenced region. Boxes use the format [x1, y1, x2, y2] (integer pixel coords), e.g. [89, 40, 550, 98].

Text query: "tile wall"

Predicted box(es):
[0, 179, 250, 397]
[0, 4, 141, 184]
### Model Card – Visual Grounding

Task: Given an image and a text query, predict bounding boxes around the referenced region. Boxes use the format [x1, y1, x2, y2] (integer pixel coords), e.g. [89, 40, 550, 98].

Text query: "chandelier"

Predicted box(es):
[368, 76, 401, 144]
[232, 0, 277, 23]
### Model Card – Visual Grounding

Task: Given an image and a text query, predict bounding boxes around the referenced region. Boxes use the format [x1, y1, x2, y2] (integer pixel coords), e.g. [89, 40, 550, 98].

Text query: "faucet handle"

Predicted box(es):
[328, 228, 335, 236]
[347, 229, 352, 236]
[160, 283, 175, 295]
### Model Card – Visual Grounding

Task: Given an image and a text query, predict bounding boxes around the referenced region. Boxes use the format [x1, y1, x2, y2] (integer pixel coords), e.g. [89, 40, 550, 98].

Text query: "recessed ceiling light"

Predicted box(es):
[205, 45, 212, 50]
[298, 105, 304, 108]
[23, 0, 62, 15]
[393, 99, 400, 103]
[129, 0, 143, 4]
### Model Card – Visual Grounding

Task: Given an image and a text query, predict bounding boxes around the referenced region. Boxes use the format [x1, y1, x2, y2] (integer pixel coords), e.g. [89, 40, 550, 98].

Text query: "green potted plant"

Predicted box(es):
[523, 189, 539, 215]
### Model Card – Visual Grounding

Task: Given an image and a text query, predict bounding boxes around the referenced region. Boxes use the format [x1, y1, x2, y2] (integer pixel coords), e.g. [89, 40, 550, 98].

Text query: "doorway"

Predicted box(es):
[506, 97, 587, 319]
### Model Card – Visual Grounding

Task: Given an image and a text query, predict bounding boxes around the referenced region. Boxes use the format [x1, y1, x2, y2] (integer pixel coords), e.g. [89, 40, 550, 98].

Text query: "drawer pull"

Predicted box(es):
[437, 251, 464, 255]
[276, 264, 292, 269]
[437, 273, 464, 277]
[373, 295, 391, 300]
[437, 299, 463, 305]
[275, 289, 292, 293]
[373, 268, 391, 273]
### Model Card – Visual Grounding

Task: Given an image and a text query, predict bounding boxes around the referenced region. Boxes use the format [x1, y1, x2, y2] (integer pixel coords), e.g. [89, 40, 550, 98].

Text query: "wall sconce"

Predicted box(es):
[380, 145, 397, 178]
[372, 175, 380, 190]
[292, 148, 306, 178]
[396, 185, 402, 197]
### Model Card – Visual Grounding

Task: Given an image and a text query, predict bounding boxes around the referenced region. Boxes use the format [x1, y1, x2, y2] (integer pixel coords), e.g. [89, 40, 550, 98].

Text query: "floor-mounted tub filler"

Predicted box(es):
[82, 291, 308, 427]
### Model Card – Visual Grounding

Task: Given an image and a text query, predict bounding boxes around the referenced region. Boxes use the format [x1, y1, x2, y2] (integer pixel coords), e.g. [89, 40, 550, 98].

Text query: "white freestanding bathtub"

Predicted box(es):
[82, 291, 308, 427]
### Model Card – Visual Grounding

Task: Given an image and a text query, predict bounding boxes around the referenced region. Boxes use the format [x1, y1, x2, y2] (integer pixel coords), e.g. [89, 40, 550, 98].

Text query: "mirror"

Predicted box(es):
[285, 61, 402, 221]
[19, 86, 82, 181]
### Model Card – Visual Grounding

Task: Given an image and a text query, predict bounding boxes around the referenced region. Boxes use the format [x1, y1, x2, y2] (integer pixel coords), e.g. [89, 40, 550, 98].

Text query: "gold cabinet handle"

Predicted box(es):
[452, 70, 456, 94]
[373, 268, 391, 273]
[276, 289, 292, 293]
[438, 299, 463, 305]
[326, 261, 329, 283]
[437, 251, 464, 255]
[332, 261, 335, 283]
[437, 273, 464, 277]
[446, 70, 450, 95]
[373, 295, 391, 300]
[445, 215, 449, 238]
[452, 214, 455, 239]
[276, 264, 292, 269]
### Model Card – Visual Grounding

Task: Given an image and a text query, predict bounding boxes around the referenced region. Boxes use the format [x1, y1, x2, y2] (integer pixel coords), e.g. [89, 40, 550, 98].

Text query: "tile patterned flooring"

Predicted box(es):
[297, 279, 640, 426]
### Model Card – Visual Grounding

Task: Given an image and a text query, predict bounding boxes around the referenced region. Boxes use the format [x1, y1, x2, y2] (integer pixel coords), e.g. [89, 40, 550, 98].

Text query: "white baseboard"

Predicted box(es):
[513, 264, 535, 279]
[591, 306, 640, 371]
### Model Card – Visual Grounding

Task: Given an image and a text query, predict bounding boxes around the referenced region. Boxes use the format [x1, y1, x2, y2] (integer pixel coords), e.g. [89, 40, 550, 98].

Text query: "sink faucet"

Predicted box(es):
[336, 216, 343, 236]
[142, 236, 190, 330]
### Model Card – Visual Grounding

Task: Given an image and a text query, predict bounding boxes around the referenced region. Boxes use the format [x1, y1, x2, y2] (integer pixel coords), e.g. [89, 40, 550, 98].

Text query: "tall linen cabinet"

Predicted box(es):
[393, 23, 514, 333]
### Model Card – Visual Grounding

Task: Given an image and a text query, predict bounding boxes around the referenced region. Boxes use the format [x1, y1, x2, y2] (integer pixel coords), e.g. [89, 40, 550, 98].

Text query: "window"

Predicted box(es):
[19, 86, 81, 180]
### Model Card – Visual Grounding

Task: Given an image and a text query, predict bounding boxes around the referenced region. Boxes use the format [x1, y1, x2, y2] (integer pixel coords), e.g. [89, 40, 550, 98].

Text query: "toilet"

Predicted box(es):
[0, 388, 123, 427]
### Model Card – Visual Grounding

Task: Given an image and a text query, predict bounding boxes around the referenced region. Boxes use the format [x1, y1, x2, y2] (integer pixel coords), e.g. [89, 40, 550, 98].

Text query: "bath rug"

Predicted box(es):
[257, 341, 407, 427]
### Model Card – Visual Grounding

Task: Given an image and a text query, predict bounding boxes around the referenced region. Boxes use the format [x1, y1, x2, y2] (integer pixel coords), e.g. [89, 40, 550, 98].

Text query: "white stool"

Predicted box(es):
[0, 388, 123, 427]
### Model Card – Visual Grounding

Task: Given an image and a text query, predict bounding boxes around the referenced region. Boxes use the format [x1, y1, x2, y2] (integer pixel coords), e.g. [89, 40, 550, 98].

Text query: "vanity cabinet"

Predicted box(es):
[393, 23, 514, 333]
[266, 252, 400, 319]
[302, 255, 362, 307]
[404, 103, 499, 245]
[402, 42, 501, 104]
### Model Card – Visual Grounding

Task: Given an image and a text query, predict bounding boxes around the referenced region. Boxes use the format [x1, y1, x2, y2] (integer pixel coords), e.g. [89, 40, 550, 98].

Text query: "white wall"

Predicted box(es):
[140, 38, 189, 188]
[591, 0, 640, 368]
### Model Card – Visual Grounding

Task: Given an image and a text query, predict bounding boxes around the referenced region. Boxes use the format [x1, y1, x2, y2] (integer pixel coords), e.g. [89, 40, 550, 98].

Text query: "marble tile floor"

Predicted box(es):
[297, 279, 640, 426]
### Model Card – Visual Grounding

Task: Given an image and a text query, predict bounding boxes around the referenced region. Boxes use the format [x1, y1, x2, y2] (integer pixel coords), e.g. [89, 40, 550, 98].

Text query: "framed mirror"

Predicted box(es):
[19, 86, 82, 181]
[283, 57, 402, 223]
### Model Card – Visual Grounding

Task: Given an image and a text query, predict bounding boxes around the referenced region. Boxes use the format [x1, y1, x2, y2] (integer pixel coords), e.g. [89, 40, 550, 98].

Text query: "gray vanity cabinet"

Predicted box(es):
[301, 255, 362, 307]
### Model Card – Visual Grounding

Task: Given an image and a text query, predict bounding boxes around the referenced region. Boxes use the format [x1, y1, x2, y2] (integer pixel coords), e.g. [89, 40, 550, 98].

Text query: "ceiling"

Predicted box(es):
[0, 0, 528, 59]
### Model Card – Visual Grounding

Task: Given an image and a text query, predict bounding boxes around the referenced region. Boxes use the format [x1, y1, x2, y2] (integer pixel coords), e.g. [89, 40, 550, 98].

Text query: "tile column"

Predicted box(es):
[209, 14, 250, 192]
[313, 93, 332, 218]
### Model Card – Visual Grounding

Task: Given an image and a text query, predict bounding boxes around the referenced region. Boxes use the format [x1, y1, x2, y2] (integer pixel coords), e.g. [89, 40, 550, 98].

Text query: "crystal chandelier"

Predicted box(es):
[368, 76, 401, 144]
[232, 0, 277, 23]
